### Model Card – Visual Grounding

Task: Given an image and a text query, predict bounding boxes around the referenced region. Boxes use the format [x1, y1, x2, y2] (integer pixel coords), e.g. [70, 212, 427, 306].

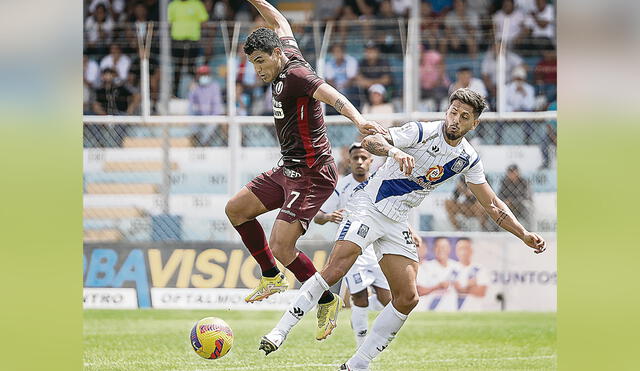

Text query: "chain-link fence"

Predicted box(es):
[83, 115, 557, 243]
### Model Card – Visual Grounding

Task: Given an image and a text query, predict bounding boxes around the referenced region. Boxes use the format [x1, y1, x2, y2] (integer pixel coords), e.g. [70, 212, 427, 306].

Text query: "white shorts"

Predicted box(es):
[342, 261, 390, 294]
[335, 200, 419, 263]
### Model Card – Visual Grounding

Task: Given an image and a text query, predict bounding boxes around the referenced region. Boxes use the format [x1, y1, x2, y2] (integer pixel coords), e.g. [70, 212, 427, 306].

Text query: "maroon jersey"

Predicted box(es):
[271, 36, 332, 168]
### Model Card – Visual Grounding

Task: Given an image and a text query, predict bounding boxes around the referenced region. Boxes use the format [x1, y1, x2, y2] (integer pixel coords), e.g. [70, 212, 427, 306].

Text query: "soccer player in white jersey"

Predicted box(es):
[315, 143, 394, 348]
[258, 88, 546, 370]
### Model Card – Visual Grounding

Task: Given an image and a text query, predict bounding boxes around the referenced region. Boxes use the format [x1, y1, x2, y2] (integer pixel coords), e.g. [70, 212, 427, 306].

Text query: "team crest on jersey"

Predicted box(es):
[274, 81, 283, 95]
[426, 165, 444, 182]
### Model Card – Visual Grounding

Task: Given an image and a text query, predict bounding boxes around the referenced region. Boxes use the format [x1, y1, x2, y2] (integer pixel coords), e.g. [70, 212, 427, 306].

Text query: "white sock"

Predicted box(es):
[351, 305, 369, 348]
[348, 303, 408, 369]
[273, 272, 329, 336]
[368, 294, 385, 311]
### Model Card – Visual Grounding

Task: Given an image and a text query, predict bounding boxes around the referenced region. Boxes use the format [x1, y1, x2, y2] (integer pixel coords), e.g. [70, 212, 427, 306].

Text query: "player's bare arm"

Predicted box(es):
[247, 0, 293, 37]
[313, 82, 386, 136]
[361, 133, 415, 175]
[467, 182, 546, 254]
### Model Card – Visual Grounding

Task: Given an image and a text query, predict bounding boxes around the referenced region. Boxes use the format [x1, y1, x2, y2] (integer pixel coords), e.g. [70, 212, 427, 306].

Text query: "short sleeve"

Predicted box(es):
[319, 189, 340, 214]
[288, 66, 324, 97]
[389, 121, 423, 148]
[463, 155, 486, 184]
[196, 2, 209, 22]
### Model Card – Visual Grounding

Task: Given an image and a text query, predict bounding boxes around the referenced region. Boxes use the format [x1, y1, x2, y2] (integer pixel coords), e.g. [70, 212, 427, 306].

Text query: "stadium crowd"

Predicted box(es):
[84, 0, 556, 117]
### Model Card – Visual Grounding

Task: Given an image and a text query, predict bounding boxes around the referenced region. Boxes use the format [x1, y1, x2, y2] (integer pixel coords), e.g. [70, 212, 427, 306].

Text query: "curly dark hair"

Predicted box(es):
[243, 27, 283, 56]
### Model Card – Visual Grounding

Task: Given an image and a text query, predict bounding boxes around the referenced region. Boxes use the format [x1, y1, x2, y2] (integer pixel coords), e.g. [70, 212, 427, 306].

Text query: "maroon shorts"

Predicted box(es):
[246, 161, 338, 232]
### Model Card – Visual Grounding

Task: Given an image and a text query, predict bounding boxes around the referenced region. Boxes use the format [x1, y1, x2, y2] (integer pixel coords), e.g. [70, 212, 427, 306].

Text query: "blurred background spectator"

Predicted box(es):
[420, 49, 450, 112]
[92, 68, 140, 115]
[498, 164, 532, 228]
[356, 41, 393, 106]
[100, 44, 132, 84]
[534, 48, 557, 107]
[504, 66, 535, 112]
[325, 44, 360, 114]
[492, 0, 527, 47]
[445, 177, 489, 231]
[361, 84, 395, 128]
[168, 0, 209, 97]
[443, 0, 480, 57]
[84, 4, 115, 59]
[449, 66, 487, 98]
[523, 0, 555, 51]
[188, 65, 223, 115]
[481, 42, 524, 107]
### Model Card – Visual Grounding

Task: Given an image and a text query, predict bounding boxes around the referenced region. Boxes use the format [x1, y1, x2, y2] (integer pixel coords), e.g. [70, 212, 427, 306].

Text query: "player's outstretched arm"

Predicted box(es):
[467, 182, 546, 254]
[247, 0, 293, 37]
[313, 82, 386, 136]
[361, 133, 415, 175]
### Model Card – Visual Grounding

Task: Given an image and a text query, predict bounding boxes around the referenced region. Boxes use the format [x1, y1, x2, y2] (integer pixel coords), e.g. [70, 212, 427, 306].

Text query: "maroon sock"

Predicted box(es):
[233, 220, 277, 274]
[286, 251, 317, 282]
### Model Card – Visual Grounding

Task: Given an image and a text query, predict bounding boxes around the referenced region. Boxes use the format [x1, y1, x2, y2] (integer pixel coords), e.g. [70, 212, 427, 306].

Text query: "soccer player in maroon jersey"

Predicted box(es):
[224, 0, 386, 339]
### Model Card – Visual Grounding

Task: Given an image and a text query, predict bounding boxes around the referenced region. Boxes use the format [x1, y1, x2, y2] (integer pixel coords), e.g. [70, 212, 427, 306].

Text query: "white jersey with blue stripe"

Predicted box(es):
[354, 120, 486, 222]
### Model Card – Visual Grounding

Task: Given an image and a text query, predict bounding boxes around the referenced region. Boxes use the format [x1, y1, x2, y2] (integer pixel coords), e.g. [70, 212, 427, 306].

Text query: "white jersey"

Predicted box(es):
[320, 174, 378, 266]
[455, 263, 490, 311]
[354, 120, 486, 222]
[416, 258, 462, 311]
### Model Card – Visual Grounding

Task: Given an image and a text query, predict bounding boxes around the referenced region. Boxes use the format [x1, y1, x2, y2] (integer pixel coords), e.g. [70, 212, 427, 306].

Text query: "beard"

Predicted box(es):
[445, 129, 462, 141]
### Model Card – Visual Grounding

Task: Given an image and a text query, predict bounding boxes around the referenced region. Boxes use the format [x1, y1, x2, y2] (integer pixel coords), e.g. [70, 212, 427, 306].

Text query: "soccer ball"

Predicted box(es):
[190, 317, 234, 359]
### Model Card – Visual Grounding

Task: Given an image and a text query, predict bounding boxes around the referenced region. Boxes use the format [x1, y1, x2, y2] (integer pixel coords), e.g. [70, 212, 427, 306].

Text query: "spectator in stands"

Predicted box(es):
[168, 0, 209, 97]
[312, 0, 344, 21]
[492, 0, 527, 47]
[504, 66, 535, 112]
[443, 0, 480, 57]
[361, 84, 395, 128]
[235, 81, 250, 116]
[481, 42, 524, 105]
[540, 116, 557, 169]
[124, 2, 151, 51]
[426, 0, 454, 17]
[419, 49, 450, 111]
[523, 0, 555, 51]
[325, 44, 360, 113]
[449, 66, 488, 98]
[420, 2, 445, 51]
[188, 65, 223, 115]
[465, 0, 491, 17]
[534, 48, 557, 105]
[356, 41, 393, 102]
[390, 0, 412, 17]
[100, 44, 132, 84]
[88, 0, 126, 22]
[344, 0, 380, 18]
[205, 0, 233, 21]
[377, 0, 403, 54]
[514, 0, 537, 15]
[84, 4, 114, 58]
[92, 68, 140, 115]
[84, 54, 100, 89]
[445, 177, 489, 231]
[498, 164, 532, 227]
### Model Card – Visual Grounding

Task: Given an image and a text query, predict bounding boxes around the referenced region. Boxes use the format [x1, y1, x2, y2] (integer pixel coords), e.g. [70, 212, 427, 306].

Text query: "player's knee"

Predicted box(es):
[269, 237, 295, 263]
[224, 198, 243, 224]
[351, 290, 369, 307]
[393, 291, 419, 314]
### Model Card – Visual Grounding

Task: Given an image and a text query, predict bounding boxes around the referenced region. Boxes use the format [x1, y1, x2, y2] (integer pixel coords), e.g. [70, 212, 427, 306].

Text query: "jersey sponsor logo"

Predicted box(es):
[451, 158, 466, 173]
[353, 273, 362, 284]
[426, 165, 444, 182]
[280, 209, 297, 217]
[275, 81, 283, 95]
[272, 98, 284, 119]
[431, 145, 440, 153]
[283, 167, 301, 178]
[357, 224, 369, 238]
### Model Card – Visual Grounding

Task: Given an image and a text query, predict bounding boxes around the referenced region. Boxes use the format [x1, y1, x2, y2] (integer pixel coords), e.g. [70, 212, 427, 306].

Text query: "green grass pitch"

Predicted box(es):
[84, 309, 556, 370]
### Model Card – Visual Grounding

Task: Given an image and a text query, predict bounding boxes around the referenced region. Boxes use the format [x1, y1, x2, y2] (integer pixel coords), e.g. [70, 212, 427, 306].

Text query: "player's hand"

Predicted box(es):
[392, 150, 415, 176]
[357, 120, 387, 135]
[523, 232, 546, 254]
[327, 209, 345, 224]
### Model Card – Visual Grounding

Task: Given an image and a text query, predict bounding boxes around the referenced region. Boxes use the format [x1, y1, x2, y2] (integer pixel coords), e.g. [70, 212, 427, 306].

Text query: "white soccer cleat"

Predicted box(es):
[258, 329, 287, 356]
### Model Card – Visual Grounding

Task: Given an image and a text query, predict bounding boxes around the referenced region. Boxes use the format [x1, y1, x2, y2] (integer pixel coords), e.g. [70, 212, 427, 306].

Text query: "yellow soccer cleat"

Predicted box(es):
[316, 293, 341, 340]
[244, 273, 289, 303]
